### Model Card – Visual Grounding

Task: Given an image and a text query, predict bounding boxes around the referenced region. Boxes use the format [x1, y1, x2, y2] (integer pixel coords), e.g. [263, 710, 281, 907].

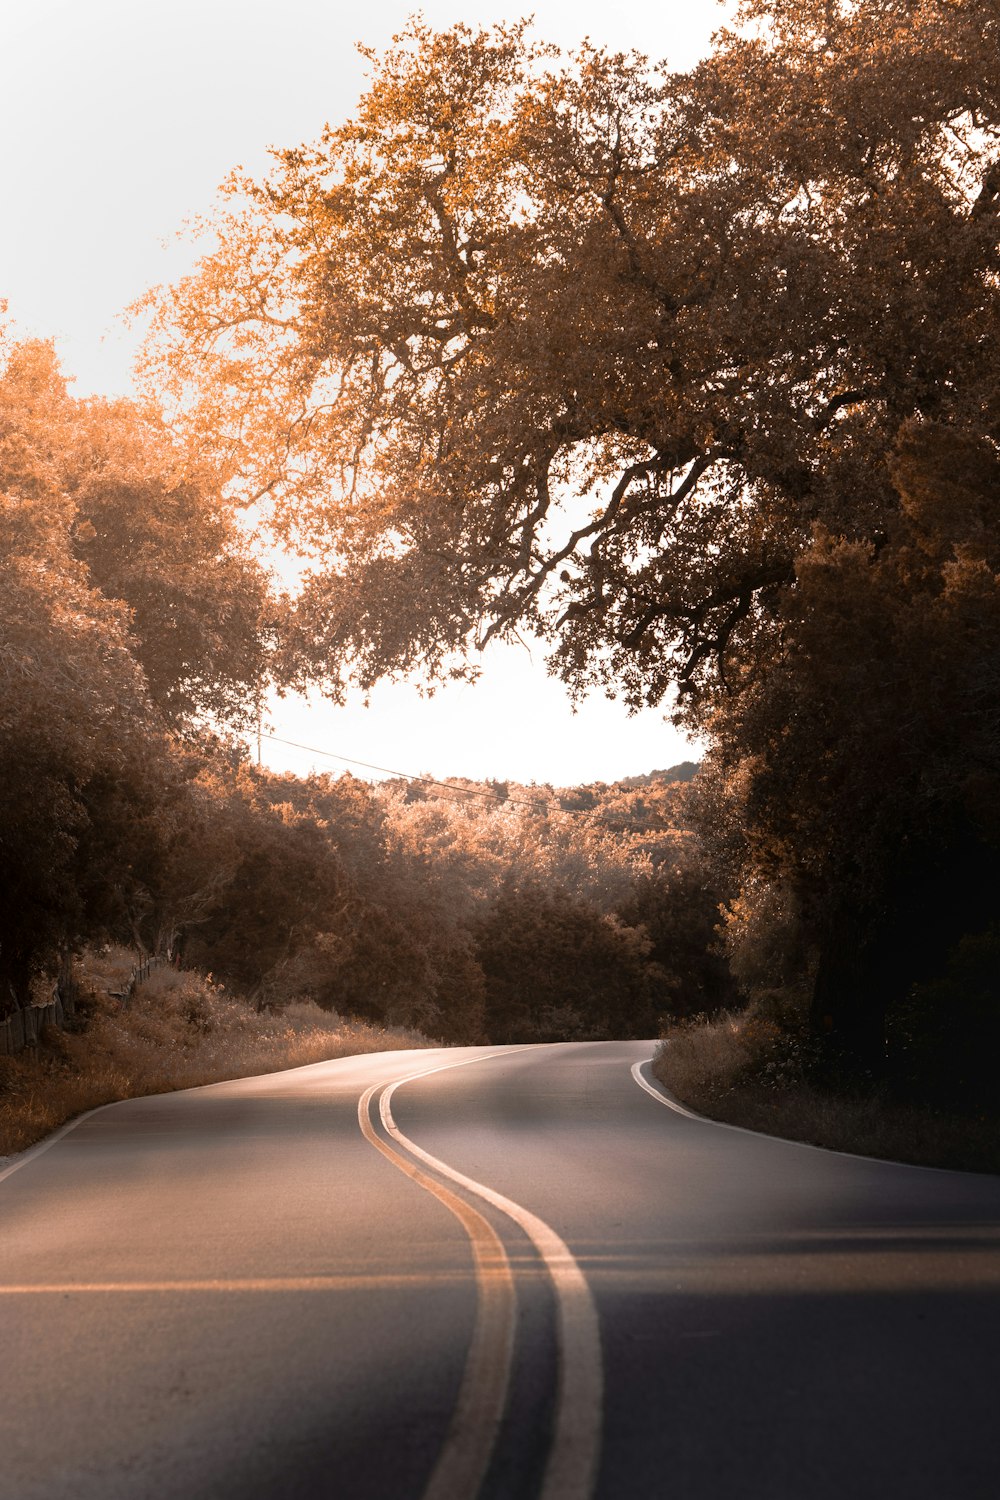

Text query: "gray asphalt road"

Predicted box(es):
[1, 1041, 998, 1500]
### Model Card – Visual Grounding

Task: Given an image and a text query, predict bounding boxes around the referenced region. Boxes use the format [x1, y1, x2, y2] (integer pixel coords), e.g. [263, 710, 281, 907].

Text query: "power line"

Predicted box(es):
[258, 732, 570, 812]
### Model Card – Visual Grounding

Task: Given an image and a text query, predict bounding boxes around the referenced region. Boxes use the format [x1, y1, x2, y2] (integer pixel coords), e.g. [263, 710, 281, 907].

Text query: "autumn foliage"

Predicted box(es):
[137, 0, 1000, 1093]
[4, 1, 1000, 1112]
[0, 329, 714, 1039]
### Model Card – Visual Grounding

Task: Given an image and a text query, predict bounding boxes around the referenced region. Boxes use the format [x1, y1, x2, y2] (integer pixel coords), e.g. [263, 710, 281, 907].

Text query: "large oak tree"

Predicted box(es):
[141, 2, 1000, 694]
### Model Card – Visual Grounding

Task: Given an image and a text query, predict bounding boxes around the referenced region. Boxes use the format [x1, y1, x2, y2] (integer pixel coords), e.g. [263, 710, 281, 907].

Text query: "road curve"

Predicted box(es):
[1, 1040, 999, 1499]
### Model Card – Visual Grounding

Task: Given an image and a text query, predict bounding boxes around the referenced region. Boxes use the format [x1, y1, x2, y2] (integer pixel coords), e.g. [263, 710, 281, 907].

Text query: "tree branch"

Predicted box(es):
[481, 451, 705, 645]
[814, 388, 875, 431]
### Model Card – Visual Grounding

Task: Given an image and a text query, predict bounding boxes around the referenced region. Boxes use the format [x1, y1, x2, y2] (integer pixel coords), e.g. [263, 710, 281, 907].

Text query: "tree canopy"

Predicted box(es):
[0, 335, 277, 1007]
[141, 0, 1000, 712]
[66, 396, 272, 729]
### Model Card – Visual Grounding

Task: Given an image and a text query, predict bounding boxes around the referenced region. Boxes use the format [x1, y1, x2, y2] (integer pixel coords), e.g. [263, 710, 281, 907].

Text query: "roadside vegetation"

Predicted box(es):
[653, 1011, 1000, 1177]
[0, 952, 429, 1158]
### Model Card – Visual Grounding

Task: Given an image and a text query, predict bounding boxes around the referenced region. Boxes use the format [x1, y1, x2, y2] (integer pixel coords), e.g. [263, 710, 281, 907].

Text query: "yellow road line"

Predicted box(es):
[380, 1055, 604, 1500]
[0, 1273, 464, 1295]
[358, 1082, 516, 1500]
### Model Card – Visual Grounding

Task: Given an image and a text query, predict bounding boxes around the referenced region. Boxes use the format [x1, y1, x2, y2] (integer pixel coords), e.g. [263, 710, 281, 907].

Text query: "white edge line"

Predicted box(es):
[0, 1099, 133, 1187]
[630, 1057, 990, 1177]
[630, 1060, 705, 1122]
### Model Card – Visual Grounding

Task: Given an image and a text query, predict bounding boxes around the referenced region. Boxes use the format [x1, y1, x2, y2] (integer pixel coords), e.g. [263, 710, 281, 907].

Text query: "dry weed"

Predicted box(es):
[654, 1010, 1000, 1175]
[0, 965, 431, 1159]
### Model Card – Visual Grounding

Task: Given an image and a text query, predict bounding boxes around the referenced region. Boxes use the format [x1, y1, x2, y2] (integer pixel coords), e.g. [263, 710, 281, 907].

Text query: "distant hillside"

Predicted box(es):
[617, 761, 700, 789]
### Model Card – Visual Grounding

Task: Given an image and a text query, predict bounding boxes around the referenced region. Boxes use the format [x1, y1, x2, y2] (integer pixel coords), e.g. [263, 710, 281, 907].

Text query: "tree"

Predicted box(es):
[141, 4, 1000, 703]
[474, 882, 662, 1042]
[1, 337, 273, 732]
[140, 3, 1000, 1070]
[0, 341, 169, 1006]
[616, 865, 739, 1020]
[698, 419, 1000, 1071]
[0, 336, 278, 1008]
[67, 397, 273, 730]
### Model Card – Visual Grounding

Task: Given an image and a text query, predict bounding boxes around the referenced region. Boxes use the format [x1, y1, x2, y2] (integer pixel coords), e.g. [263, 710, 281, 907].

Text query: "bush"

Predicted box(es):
[654, 1006, 1000, 1174]
[888, 924, 1000, 1116]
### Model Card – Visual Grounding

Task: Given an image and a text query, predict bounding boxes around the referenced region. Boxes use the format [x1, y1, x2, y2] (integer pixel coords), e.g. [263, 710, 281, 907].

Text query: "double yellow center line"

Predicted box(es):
[359, 1054, 603, 1500]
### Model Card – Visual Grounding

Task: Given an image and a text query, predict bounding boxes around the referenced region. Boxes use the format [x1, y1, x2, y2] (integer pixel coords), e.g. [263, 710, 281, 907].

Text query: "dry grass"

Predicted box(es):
[0, 959, 432, 1159]
[77, 945, 139, 995]
[654, 1009, 1000, 1175]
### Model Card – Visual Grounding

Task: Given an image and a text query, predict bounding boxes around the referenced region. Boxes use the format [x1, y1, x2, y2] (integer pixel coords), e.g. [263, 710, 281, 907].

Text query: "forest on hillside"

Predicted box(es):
[4, 0, 1000, 1128]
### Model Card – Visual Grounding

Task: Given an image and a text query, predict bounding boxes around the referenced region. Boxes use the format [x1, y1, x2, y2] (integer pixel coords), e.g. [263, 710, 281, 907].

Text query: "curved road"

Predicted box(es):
[1, 1041, 999, 1498]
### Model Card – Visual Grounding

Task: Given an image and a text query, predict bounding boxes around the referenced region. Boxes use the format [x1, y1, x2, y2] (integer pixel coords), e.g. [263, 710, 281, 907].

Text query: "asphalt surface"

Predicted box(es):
[1, 1040, 999, 1499]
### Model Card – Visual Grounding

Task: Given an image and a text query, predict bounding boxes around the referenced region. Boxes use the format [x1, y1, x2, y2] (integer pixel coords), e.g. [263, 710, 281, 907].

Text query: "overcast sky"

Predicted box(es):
[1, 0, 727, 784]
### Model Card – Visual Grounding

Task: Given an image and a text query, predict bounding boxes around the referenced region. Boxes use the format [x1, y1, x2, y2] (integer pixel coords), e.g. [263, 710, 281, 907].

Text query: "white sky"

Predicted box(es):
[1, 0, 726, 784]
